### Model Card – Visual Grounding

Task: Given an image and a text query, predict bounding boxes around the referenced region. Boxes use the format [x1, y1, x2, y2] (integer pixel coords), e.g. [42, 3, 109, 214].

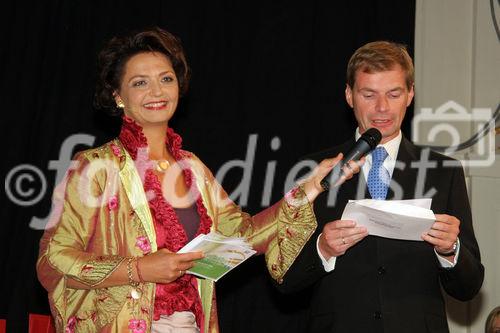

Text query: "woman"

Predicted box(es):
[37, 27, 357, 333]
[486, 306, 500, 333]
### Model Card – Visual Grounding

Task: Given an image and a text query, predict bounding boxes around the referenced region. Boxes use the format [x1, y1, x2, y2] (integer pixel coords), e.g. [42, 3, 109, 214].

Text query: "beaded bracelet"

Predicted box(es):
[126, 257, 140, 287]
[135, 258, 145, 283]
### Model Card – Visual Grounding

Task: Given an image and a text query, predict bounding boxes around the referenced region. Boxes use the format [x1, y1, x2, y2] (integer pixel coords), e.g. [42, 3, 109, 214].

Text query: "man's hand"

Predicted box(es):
[318, 220, 368, 259]
[421, 214, 460, 259]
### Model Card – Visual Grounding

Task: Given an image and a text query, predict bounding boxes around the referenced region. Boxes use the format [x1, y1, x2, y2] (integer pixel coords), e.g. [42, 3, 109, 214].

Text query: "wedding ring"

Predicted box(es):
[342, 238, 346, 245]
[179, 270, 184, 276]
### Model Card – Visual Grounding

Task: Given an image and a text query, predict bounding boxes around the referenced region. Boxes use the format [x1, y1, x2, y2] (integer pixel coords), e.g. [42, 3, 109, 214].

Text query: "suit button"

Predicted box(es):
[377, 266, 386, 275]
[374, 311, 382, 319]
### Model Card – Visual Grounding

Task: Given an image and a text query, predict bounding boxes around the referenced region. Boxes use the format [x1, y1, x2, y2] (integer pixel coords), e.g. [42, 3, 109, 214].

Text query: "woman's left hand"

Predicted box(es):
[138, 248, 204, 284]
[302, 153, 364, 203]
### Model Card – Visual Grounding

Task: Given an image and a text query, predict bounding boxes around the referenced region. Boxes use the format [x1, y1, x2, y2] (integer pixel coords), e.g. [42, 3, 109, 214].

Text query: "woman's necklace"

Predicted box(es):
[154, 159, 171, 173]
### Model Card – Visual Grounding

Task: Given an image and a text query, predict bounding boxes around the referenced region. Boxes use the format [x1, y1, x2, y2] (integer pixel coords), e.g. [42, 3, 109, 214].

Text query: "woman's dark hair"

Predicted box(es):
[94, 27, 190, 115]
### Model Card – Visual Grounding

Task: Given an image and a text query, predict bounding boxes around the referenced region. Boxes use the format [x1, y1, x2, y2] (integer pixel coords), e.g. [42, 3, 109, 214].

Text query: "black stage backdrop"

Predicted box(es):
[0, 1, 415, 332]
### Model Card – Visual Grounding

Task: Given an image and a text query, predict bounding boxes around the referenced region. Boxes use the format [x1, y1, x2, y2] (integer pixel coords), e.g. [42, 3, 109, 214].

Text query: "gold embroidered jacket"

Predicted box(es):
[37, 140, 317, 332]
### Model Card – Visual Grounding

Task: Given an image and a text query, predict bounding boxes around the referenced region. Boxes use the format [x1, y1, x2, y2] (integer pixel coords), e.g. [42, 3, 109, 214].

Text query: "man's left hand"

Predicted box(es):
[421, 214, 460, 256]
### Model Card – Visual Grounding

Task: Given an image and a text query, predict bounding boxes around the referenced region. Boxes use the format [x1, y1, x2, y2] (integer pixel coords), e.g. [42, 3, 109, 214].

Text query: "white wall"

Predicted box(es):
[414, 0, 500, 332]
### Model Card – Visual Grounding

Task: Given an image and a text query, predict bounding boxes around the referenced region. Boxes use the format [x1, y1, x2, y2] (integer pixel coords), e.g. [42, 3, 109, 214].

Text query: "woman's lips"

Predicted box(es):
[143, 101, 168, 111]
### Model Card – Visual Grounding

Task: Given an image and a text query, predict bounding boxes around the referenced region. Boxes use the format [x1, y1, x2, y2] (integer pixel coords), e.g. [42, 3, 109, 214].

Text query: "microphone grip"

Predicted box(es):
[319, 140, 372, 191]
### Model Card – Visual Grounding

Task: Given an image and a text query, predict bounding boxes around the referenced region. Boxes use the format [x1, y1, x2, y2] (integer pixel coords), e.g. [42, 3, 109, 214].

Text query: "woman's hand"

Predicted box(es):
[138, 249, 204, 284]
[302, 153, 364, 203]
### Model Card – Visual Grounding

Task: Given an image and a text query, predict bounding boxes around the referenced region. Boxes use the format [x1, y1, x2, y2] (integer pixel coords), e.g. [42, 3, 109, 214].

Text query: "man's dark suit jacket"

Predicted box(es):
[279, 136, 484, 333]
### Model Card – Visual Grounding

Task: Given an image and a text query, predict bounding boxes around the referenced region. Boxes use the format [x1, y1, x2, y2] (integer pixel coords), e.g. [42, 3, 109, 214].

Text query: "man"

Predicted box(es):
[278, 41, 484, 333]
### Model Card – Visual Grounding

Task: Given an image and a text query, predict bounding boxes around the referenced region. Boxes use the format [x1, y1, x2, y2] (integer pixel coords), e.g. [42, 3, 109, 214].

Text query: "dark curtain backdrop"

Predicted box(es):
[1, 1, 415, 332]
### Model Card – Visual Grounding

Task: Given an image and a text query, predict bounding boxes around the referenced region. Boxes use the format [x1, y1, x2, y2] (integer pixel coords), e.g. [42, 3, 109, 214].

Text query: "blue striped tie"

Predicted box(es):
[367, 147, 390, 200]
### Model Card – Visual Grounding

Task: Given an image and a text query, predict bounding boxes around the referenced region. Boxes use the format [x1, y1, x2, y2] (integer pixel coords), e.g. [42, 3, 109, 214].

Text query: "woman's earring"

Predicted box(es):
[116, 99, 125, 108]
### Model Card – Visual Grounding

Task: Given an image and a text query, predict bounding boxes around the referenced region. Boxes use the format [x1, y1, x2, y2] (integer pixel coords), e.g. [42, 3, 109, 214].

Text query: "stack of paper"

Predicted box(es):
[178, 232, 256, 281]
[341, 199, 435, 241]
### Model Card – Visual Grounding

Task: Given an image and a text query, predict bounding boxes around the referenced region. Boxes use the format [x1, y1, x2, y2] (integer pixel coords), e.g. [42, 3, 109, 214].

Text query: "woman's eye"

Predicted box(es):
[132, 80, 147, 87]
[162, 76, 174, 83]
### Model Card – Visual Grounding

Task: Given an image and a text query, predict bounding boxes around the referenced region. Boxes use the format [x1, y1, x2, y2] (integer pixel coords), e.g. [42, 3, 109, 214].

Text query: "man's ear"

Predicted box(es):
[407, 84, 415, 107]
[345, 84, 354, 108]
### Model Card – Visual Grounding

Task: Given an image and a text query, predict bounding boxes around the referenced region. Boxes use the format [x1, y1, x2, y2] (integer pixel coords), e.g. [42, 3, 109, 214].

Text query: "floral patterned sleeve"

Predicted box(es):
[191, 154, 318, 284]
[36, 152, 127, 329]
[38, 152, 125, 285]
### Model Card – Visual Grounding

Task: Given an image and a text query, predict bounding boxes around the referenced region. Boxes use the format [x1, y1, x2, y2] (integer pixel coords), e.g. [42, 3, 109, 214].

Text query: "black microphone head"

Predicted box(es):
[319, 127, 381, 191]
[360, 128, 382, 149]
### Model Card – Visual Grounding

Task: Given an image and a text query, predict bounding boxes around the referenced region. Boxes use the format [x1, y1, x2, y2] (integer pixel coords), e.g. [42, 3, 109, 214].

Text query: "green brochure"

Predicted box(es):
[178, 232, 256, 282]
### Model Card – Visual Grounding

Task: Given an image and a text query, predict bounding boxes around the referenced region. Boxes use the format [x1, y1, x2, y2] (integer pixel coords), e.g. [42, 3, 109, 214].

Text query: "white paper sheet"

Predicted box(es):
[341, 199, 435, 241]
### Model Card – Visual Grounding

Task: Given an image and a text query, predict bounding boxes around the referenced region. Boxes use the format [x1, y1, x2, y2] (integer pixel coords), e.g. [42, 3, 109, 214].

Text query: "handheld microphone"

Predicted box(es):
[320, 128, 382, 191]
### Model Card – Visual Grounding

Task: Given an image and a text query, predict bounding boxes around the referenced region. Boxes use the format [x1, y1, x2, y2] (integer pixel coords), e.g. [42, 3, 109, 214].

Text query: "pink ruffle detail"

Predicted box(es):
[119, 116, 213, 329]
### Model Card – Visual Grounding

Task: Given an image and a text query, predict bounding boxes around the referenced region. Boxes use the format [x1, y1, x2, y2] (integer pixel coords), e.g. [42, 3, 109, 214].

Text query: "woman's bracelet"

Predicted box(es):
[126, 257, 140, 287]
[135, 258, 145, 283]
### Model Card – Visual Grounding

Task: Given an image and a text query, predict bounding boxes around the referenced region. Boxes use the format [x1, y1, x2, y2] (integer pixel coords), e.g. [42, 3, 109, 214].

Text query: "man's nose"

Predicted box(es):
[375, 96, 389, 112]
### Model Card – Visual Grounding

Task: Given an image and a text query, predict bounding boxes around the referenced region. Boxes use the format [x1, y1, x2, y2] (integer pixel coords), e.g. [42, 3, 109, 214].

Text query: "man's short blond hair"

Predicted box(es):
[346, 41, 414, 90]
